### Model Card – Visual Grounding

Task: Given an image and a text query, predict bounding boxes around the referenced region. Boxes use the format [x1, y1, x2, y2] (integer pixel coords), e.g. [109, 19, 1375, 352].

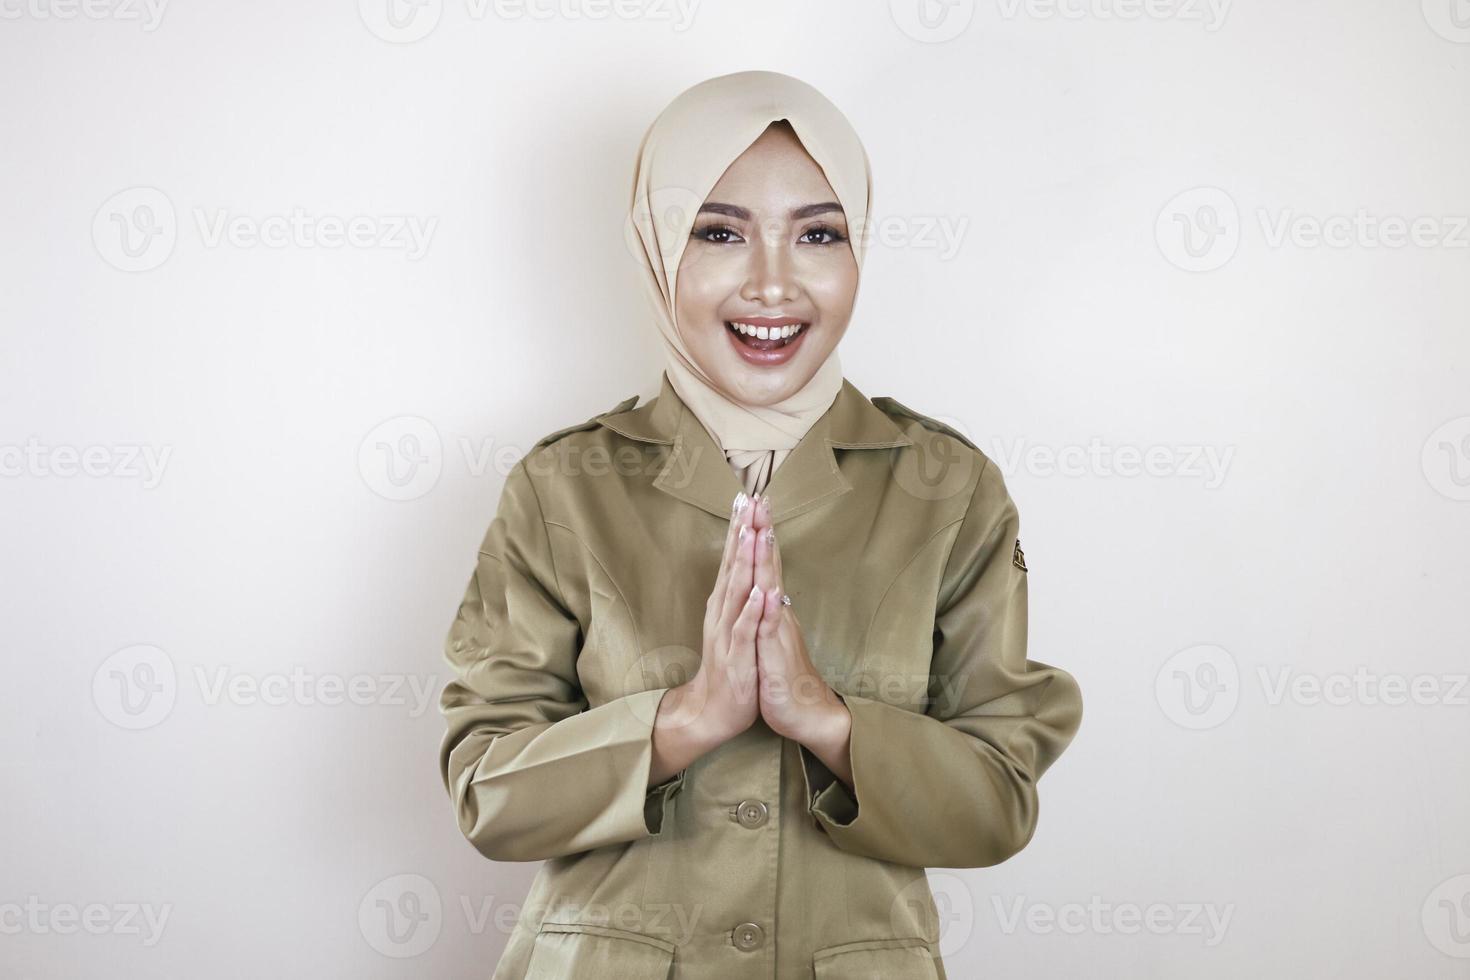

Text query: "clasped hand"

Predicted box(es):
[688, 490, 847, 748]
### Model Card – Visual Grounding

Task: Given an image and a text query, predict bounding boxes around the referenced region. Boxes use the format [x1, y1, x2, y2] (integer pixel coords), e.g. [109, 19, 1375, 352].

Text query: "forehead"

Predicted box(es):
[703, 123, 839, 208]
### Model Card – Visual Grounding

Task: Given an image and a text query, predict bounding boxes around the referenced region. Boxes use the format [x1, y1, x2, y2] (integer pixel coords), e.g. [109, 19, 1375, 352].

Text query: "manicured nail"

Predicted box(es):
[763, 527, 775, 545]
[750, 585, 761, 599]
[738, 526, 747, 543]
[761, 495, 772, 514]
[733, 491, 747, 514]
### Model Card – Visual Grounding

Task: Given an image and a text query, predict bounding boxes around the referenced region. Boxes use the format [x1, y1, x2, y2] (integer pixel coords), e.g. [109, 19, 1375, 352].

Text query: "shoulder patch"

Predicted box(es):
[530, 394, 640, 452]
[871, 395, 982, 454]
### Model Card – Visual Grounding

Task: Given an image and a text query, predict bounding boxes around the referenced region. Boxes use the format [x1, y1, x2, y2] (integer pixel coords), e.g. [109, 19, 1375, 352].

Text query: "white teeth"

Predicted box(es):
[728, 321, 806, 340]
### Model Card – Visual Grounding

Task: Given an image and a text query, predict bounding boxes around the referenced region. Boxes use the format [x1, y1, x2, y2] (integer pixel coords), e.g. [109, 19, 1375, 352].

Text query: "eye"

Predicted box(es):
[691, 223, 744, 245]
[800, 223, 848, 246]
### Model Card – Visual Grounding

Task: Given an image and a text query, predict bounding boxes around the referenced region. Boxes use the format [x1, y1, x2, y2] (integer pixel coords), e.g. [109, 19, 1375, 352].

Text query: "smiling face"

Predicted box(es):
[673, 120, 859, 408]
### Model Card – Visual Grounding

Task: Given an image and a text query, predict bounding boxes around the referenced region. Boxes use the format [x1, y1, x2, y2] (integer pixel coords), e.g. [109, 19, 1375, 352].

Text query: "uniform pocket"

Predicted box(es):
[525, 922, 676, 980]
[812, 937, 940, 980]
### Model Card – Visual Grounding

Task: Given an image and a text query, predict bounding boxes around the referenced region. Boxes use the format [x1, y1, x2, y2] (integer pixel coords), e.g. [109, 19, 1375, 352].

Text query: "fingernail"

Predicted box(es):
[763, 527, 775, 545]
[738, 526, 746, 543]
[733, 491, 747, 514]
[761, 495, 772, 513]
[750, 585, 761, 598]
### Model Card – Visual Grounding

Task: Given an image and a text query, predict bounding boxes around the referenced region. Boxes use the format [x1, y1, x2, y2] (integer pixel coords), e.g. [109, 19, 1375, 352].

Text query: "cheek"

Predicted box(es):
[675, 256, 742, 330]
[795, 253, 859, 316]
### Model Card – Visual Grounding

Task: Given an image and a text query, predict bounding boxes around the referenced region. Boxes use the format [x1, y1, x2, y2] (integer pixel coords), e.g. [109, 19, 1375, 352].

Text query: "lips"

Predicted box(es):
[724, 318, 810, 366]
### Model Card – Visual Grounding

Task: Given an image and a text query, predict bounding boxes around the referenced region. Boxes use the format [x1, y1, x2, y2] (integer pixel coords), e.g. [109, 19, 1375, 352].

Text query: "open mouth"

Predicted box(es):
[725, 320, 808, 352]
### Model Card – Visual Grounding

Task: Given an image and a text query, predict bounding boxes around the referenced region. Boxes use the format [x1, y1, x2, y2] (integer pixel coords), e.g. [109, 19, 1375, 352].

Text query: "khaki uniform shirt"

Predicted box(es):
[438, 373, 1084, 979]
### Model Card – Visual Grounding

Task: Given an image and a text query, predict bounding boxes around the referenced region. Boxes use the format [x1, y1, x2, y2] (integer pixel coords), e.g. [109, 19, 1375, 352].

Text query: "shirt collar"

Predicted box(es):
[598, 372, 913, 522]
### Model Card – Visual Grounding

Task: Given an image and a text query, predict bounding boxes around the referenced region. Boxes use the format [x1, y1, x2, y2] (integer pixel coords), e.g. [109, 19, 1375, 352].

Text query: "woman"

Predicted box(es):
[438, 70, 1084, 979]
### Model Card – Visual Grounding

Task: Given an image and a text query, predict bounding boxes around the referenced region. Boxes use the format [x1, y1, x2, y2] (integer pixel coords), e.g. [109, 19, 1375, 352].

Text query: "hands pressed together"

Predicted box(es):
[649, 490, 855, 789]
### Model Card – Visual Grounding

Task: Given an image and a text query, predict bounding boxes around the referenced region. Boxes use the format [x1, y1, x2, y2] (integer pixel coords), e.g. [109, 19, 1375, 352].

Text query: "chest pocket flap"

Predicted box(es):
[526, 922, 675, 979]
[812, 937, 940, 980]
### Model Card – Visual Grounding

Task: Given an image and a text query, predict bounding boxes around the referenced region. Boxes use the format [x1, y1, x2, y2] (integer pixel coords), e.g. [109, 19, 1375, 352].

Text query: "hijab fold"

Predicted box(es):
[627, 70, 874, 496]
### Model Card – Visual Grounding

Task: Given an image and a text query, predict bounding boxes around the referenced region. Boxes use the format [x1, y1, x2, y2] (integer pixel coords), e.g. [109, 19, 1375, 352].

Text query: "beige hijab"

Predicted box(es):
[627, 70, 874, 496]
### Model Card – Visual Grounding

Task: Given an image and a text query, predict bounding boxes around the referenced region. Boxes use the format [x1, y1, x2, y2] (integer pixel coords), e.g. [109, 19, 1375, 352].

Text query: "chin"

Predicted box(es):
[715, 364, 815, 407]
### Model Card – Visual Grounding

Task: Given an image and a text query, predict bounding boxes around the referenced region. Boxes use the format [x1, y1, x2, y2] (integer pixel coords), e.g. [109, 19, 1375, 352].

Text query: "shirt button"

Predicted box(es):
[732, 921, 765, 951]
[734, 799, 769, 829]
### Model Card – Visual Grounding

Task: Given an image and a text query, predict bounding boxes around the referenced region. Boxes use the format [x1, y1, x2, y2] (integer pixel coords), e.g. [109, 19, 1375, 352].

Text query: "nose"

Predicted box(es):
[739, 226, 799, 307]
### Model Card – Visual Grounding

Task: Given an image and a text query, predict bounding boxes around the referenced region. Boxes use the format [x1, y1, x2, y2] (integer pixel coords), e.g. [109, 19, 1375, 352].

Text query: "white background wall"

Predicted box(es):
[3, 0, 1468, 976]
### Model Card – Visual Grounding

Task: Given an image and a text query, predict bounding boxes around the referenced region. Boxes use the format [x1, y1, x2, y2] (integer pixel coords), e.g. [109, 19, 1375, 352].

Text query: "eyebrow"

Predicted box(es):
[697, 201, 845, 221]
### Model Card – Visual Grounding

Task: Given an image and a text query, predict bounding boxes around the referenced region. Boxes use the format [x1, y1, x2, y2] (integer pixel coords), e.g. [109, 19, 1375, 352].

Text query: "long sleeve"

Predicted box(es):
[437, 459, 687, 863]
[799, 457, 1083, 869]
